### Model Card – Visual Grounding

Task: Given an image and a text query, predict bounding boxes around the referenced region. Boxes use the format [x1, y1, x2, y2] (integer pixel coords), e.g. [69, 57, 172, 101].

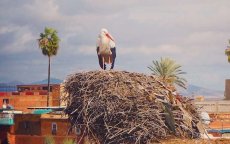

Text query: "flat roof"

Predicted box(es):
[41, 113, 68, 119]
[27, 106, 65, 110]
[0, 109, 23, 114]
[17, 84, 60, 87]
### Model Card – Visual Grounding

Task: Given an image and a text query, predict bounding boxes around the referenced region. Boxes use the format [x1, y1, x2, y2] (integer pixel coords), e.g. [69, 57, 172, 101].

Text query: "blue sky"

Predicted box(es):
[0, 0, 230, 91]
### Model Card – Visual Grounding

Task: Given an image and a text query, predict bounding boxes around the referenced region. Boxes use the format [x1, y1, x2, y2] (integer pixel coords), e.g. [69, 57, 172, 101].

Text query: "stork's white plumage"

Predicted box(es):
[97, 28, 115, 55]
[96, 28, 116, 70]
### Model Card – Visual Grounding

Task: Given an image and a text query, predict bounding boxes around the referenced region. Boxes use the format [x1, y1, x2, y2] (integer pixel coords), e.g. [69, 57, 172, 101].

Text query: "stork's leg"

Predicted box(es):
[110, 47, 116, 69]
[108, 55, 111, 64]
[102, 56, 105, 70]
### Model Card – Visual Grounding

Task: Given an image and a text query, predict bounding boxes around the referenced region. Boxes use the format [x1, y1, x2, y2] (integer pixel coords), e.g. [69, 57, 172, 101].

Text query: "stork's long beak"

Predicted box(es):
[105, 33, 114, 41]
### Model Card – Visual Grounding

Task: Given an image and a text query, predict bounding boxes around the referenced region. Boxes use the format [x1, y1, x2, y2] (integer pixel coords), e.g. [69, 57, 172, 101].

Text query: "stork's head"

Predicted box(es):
[101, 28, 108, 35]
[100, 28, 114, 41]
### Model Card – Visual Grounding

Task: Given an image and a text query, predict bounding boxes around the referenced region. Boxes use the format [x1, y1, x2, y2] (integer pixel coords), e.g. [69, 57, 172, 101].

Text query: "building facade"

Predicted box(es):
[7, 113, 83, 144]
[0, 84, 60, 112]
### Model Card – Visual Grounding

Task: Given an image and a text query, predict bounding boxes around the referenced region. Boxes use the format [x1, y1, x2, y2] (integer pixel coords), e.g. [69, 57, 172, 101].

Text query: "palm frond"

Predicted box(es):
[148, 57, 187, 89]
[38, 27, 60, 56]
[225, 48, 230, 56]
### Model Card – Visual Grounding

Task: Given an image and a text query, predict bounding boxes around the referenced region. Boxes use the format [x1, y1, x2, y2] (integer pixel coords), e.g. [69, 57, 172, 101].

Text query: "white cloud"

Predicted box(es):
[0, 25, 20, 34]
[0, 25, 36, 54]
[24, 0, 61, 21]
[119, 44, 182, 55]
[77, 45, 96, 55]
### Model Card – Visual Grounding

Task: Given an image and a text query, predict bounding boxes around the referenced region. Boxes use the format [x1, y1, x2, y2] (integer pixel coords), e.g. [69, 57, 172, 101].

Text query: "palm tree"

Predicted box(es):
[225, 40, 230, 62]
[148, 57, 187, 89]
[38, 27, 60, 106]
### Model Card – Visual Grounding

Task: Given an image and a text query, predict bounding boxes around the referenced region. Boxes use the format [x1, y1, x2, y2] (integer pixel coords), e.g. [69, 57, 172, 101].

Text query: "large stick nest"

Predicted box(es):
[63, 71, 200, 144]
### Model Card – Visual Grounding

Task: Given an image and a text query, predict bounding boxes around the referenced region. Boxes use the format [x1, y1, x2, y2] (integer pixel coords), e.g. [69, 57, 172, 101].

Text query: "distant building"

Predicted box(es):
[6, 112, 83, 144]
[195, 100, 230, 114]
[225, 79, 230, 100]
[0, 84, 85, 143]
[194, 95, 205, 102]
[193, 79, 230, 137]
[0, 84, 61, 112]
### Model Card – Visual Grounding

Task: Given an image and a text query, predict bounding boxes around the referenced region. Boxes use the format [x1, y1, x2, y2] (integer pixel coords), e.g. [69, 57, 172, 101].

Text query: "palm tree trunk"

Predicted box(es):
[47, 56, 51, 107]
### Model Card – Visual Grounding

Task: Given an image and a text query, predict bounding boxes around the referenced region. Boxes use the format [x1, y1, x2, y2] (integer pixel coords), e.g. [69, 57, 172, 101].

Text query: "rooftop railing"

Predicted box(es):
[0, 91, 50, 96]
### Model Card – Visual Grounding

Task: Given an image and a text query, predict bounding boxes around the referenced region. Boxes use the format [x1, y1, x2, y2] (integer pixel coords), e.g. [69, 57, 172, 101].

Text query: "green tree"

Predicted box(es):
[225, 40, 230, 62]
[63, 138, 75, 144]
[38, 27, 60, 106]
[148, 57, 187, 89]
[44, 135, 55, 144]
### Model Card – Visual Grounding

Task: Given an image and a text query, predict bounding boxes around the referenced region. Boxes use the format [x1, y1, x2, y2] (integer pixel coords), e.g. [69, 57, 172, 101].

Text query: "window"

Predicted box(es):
[42, 86, 48, 90]
[2, 99, 11, 109]
[42, 86, 52, 92]
[24, 121, 29, 129]
[18, 87, 30, 92]
[51, 123, 57, 135]
[3, 99, 9, 104]
[18, 87, 22, 92]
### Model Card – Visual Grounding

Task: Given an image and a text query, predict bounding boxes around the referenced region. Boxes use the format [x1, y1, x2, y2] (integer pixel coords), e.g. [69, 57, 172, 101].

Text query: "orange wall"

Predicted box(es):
[0, 126, 10, 143]
[41, 118, 72, 136]
[8, 114, 84, 144]
[40, 117, 84, 143]
[0, 85, 61, 112]
[0, 93, 47, 112]
[8, 134, 76, 144]
[0, 115, 85, 143]
[50, 85, 60, 106]
[209, 113, 230, 121]
[12, 114, 75, 137]
[12, 114, 41, 135]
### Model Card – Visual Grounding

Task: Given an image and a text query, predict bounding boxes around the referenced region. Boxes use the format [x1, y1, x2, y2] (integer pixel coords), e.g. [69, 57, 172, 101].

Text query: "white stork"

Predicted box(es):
[96, 28, 116, 70]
